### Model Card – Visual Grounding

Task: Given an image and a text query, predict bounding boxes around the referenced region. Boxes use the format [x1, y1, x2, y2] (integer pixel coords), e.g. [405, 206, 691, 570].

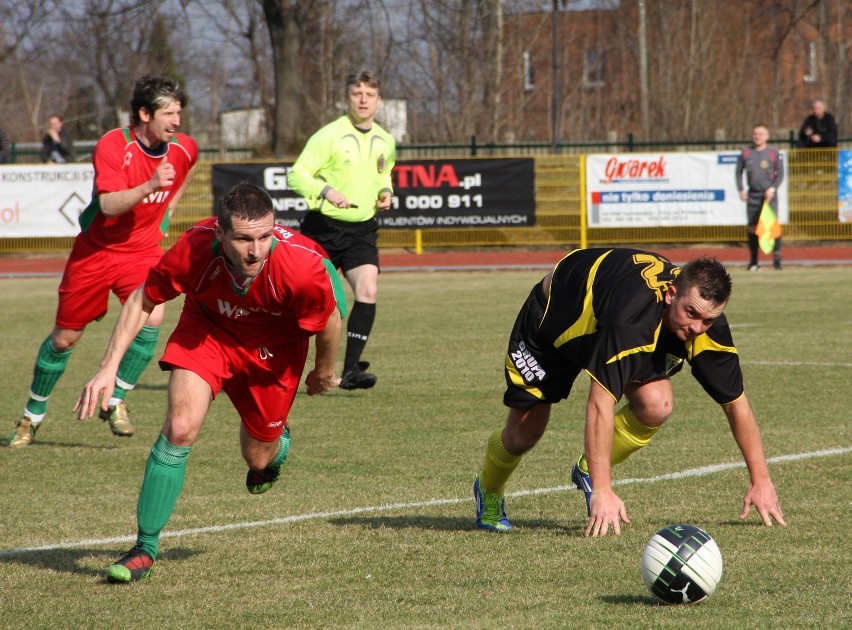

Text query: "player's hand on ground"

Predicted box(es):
[585, 489, 630, 537]
[305, 370, 340, 396]
[74, 372, 115, 420]
[740, 481, 787, 526]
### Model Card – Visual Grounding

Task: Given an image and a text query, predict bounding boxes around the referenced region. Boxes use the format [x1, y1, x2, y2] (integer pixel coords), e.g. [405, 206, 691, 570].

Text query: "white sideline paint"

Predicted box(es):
[1, 447, 849, 558]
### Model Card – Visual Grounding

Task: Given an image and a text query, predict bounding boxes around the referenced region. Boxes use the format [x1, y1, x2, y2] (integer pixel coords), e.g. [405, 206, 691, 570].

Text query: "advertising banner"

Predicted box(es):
[839, 150, 852, 223]
[212, 158, 536, 229]
[0, 165, 95, 237]
[585, 151, 788, 227]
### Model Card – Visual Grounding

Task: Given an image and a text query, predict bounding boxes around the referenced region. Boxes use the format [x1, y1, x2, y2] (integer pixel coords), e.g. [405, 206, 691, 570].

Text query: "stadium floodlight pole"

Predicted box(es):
[551, 0, 562, 153]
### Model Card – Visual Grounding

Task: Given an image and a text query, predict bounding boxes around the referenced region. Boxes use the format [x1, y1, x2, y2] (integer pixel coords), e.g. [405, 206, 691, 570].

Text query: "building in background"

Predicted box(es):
[501, 1, 850, 145]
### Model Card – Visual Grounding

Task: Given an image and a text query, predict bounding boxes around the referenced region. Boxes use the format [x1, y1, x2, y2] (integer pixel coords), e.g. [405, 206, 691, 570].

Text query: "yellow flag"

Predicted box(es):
[755, 201, 782, 255]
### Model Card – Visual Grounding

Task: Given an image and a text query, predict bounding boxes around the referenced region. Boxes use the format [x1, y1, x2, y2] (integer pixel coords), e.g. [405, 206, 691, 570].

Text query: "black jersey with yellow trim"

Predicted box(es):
[539, 248, 743, 404]
[647, 318, 744, 404]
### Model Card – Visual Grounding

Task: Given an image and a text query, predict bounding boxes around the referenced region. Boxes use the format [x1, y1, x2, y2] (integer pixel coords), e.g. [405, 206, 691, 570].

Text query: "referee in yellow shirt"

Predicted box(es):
[289, 70, 396, 390]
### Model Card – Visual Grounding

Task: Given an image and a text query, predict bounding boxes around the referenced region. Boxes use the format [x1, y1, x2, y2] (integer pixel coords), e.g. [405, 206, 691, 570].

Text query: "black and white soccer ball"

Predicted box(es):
[641, 524, 723, 604]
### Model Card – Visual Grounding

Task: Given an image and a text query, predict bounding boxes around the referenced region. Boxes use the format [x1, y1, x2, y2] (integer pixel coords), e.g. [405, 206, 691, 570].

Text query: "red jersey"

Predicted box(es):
[144, 218, 336, 348]
[78, 127, 198, 252]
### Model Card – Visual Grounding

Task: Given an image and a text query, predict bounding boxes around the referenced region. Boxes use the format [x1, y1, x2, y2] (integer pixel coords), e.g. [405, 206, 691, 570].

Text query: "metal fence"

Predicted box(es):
[1, 146, 849, 256]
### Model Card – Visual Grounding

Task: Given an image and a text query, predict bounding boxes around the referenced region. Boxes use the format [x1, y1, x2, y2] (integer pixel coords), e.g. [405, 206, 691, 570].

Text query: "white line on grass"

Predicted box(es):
[1, 446, 849, 558]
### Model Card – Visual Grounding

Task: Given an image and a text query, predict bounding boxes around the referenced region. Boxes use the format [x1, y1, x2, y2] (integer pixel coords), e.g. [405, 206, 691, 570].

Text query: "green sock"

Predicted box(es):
[135, 433, 191, 560]
[24, 336, 73, 417]
[271, 428, 291, 468]
[115, 325, 160, 399]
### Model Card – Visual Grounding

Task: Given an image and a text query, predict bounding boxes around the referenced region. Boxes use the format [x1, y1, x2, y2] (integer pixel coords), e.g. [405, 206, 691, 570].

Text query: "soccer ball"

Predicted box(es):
[641, 524, 723, 605]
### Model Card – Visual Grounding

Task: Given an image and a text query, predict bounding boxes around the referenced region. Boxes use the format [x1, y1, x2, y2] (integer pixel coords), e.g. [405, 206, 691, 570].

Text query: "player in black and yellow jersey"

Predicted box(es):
[474, 249, 786, 537]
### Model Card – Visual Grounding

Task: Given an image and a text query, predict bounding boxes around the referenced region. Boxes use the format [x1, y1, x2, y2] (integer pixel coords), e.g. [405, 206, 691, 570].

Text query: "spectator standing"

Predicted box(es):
[797, 99, 838, 148]
[0, 126, 12, 163]
[735, 124, 784, 271]
[40, 115, 77, 163]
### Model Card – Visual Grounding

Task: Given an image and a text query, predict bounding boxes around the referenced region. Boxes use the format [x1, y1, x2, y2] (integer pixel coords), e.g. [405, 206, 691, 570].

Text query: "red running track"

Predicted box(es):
[1, 244, 850, 277]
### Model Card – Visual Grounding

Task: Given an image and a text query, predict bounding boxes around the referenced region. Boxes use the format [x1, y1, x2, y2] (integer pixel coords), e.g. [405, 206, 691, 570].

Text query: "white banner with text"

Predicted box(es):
[0, 164, 95, 237]
[585, 151, 789, 227]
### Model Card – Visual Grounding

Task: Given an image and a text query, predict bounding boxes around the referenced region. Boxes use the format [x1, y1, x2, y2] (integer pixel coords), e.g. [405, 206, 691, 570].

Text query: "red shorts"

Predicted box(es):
[56, 236, 162, 329]
[159, 309, 309, 442]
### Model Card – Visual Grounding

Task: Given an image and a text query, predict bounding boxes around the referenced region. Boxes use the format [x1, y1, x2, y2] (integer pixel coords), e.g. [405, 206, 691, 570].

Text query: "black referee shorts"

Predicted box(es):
[299, 211, 380, 273]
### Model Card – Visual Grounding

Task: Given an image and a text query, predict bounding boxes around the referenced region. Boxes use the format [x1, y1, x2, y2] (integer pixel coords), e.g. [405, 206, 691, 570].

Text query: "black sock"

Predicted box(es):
[747, 233, 759, 265]
[344, 301, 376, 370]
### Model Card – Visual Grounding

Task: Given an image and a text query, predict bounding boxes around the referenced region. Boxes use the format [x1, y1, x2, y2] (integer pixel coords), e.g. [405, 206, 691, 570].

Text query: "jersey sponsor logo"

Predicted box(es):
[143, 190, 171, 204]
[511, 341, 546, 383]
[273, 226, 295, 240]
[216, 299, 283, 319]
[258, 346, 274, 360]
[267, 420, 284, 428]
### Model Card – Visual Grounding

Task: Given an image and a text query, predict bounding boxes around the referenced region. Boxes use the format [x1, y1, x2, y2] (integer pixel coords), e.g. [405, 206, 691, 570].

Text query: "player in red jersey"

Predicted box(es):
[7, 76, 198, 448]
[75, 182, 344, 582]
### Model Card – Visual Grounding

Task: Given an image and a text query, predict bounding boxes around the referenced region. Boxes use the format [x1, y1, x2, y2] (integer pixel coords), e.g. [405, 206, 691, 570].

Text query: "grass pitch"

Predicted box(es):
[0, 265, 850, 629]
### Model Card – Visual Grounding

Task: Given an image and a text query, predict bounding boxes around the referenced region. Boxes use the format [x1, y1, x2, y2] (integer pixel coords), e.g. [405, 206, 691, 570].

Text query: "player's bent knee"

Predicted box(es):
[51, 328, 84, 351]
[632, 403, 672, 428]
[627, 381, 674, 427]
[161, 418, 203, 447]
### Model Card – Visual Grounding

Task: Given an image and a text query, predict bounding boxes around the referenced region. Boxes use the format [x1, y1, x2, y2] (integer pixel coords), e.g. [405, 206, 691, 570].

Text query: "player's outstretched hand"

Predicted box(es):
[305, 370, 340, 396]
[585, 489, 630, 537]
[740, 481, 787, 526]
[73, 370, 116, 421]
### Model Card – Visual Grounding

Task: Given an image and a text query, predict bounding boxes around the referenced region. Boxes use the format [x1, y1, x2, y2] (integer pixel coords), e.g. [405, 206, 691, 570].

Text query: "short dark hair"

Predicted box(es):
[346, 70, 381, 95]
[673, 257, 732, 305]
[216, 182, 274, 232]
[130, 76, 188, 125]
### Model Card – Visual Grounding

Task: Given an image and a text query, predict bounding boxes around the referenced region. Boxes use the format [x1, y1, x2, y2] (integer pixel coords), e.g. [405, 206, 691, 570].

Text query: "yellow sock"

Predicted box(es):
[479, 428, 522, 494]
[578, 405, 659, 473]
